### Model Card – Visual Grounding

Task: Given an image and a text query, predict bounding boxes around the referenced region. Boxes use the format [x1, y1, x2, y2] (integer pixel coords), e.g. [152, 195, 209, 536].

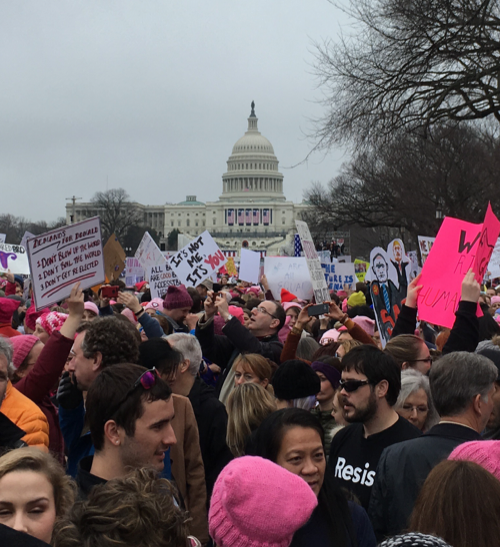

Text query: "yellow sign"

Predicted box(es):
[226, 257, 238, 277]
[354, 259, 369, 282]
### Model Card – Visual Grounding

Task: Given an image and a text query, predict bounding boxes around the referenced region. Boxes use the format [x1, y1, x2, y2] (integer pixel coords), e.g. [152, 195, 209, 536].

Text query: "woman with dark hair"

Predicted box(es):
[248, 408, 376, 547]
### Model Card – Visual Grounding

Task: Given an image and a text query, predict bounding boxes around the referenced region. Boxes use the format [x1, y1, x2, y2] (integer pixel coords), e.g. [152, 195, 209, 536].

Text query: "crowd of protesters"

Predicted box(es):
[1, 265, 500, 547]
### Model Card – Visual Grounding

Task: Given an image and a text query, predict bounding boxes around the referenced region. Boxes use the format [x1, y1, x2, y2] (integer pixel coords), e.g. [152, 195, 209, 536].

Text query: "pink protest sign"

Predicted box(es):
[417, 204, 500, 328]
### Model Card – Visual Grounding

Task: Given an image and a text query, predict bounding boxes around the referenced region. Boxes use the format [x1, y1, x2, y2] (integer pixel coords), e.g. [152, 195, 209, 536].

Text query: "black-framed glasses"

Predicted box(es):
[103, 367, 160, 423]
[413, 357, 432, 364]
[255, 306, 278, 319]
[339, 379, 370, 393]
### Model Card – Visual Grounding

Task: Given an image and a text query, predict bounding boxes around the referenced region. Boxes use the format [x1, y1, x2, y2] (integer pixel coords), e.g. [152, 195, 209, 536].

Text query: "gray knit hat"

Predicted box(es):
[379, 533, 451, 547]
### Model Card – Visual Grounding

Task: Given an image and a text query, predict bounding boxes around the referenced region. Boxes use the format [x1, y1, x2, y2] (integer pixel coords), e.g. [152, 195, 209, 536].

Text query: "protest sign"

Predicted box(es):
[264, 256, 313, 301]
[20, 231, 35, 250]
[124, 257, 145, 287]
[135, 232, 166, 279]
[225, 257, 238, 277]
[169, 230, 227, 287]
[295, 220, 330, 303]
[26, 217, 105, 310]
[148, 262, 181, 299]
[317, 250, 333, 264]
[418, 204, 500, 328]
[354, 259, 369, 282]
[321, 262, 357, 291]
[239, 249, 261, 284]
[0, 234, 5, 244]
[369, 239, 410, 346]
[0, 243, 30, 275]
[418, 236, 436, 265]
[487, 238, 500, 280]
[407, 251, 420, 280]
[103, 234, 126, 281]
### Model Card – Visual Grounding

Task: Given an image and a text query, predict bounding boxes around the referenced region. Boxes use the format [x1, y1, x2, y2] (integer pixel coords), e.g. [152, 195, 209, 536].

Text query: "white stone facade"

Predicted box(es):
[66, 103, 309, 254]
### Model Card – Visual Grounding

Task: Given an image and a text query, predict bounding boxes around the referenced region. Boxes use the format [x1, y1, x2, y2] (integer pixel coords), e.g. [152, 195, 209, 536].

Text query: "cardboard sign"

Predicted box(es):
[124, 257, 145, 287]
[264, 256, 313, 301]
[226, 257, 238, 277]
[239, 248, 261, 284]
[103, 234, 126, 281]
[0, 243, 31, 275]
[26, 217, 105, 310]
[148, 262, 181, 299]
[321, 262, 357, 291]
[418, 236, 436, 265]
[295, 220, 330, 303]
[169, 230, 227, 287]
[354, 259, 369, 282]
[487, 237, 500, 279]
[369, 239, 411, 346]
[418, 204, 500, 328]
[135, 232, 166, 279]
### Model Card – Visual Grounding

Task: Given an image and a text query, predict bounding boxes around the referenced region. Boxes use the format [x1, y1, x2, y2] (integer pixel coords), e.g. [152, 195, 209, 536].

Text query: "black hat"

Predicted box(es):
[476, 347, 500, 381]
[272, 360, 321, 400]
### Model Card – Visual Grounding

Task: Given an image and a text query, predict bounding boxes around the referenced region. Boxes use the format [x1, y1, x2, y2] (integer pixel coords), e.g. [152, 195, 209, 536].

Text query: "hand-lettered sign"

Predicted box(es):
[418, 204, 500, 328]
[418, 236, 436, 265]
[321, 262, 357, 291]
[0, 243, 30, 275]
[148, 262, 181, 299]
[135, 232, 166, 279]
[168, 231, 227, 287]
[264, 256, 313, 301]
[26, 217, 105, 311]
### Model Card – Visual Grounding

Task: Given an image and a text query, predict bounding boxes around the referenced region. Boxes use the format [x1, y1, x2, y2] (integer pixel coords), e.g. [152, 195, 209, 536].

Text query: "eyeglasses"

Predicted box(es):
[255, 306, 278, 319]
[413, 357, 432, 364]
[401, 404, 428, 414]
[339, 379, 371, 392]
[103, 367, 160, 423]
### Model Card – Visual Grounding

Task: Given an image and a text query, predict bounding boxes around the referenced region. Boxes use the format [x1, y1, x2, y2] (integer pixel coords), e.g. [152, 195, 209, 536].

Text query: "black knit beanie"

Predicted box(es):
[272, 360, 321, 400]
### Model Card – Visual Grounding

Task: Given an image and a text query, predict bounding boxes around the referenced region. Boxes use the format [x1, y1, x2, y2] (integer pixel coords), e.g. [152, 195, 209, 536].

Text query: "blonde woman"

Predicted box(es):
[226, 383, 277, 457]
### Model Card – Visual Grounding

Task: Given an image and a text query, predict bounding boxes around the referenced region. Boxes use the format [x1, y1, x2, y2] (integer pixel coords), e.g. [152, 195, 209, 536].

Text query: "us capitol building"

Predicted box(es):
[66, 102, 310, 256]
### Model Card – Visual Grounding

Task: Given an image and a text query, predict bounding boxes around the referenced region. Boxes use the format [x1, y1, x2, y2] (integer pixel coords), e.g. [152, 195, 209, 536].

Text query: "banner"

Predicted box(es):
[354, 259, 369, 282]
[418, 236, 436, 265]
[295, 220, 330, 303]
[321, 262, 356, 291]
[169, 230, 227, 287]
[148, 263, 181, 299]
[239, 248, 261, 284]
[264, 256, 313, 301]
[26, 217, 105, 310]
[369, 239, 410, 347]
[103, 234, 126, 281]
[135, 232, 166, 279]
[418, 204, 500, 328]
[0, 243, 30, 275]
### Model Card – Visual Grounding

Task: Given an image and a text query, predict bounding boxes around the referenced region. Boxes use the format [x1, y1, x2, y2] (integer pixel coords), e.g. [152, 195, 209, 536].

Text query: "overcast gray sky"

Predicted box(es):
[0, 1, 352, 222]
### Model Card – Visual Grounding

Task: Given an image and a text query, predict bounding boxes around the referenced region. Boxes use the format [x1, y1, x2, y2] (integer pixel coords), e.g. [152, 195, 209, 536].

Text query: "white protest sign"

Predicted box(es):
[418, 236, 436, 265]
[487, 238, 500, 279]
[125, 257, 145, 287]
[0, 243, 31, 275]
[321, 262, 357, 291]
[295, 220, 330, 303]
[407, 251, 421, 280]
[239, 248, 261, 284]
[148, 263, 181, 299]
[0, 234, 5, 244]
[20, 231, 35, 249]
[264, 257, 313, 301]
[169, 230, 227, 287]
[26, 217, 105, 311]
[135, 232, 166, 279]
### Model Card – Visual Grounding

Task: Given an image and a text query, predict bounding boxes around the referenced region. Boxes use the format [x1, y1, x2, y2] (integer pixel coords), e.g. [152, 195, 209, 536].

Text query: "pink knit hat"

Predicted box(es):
[36, 311, 68, 336]
[163, 285, 193, 310]
[283, 302, 302, 312]
[84, 302, 99, 316]
[144, 298, 165, 311]
[121, 308, 138, 325]
[10, 335, 41, 369]
[320, 328, 341, 344]
[209, 456, 317, 547]
[491, 296, 500, 305]
[228, 305, 245, 325]
[448, 440, 500, 481]
[351, 316, 375, 336]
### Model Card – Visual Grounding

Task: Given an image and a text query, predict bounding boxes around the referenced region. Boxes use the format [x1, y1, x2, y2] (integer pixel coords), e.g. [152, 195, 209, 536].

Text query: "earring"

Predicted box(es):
[115, 440, 120, 445]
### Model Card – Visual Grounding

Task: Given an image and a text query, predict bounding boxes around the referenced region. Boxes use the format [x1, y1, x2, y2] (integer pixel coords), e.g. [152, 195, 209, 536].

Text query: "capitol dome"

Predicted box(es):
[221, 102, 284, 202]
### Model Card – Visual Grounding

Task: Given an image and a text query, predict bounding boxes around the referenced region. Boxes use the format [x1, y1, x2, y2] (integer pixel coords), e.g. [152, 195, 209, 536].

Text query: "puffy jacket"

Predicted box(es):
[1, 382, 49, 451]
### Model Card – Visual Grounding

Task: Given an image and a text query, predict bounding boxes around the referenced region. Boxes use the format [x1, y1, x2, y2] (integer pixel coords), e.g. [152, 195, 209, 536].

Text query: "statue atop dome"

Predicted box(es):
[250, 100, 256, 118]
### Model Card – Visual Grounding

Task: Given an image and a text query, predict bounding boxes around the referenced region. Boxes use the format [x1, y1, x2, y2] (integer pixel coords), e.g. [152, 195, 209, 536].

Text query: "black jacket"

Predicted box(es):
[368, 422, 482, 540]
[0, 411, 27, 453]
[0, 524, 50, 547]
[188, 376, 232, 498]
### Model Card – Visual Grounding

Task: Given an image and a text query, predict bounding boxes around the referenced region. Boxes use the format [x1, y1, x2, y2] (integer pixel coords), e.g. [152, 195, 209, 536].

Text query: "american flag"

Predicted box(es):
[238, 209, 244, 225]
[227, 209, 234, 225]
[245, 209, 252, 224]
[253, 209, 260, 225]
[294, 233, 303, 257]
[263, 208, 270, 225]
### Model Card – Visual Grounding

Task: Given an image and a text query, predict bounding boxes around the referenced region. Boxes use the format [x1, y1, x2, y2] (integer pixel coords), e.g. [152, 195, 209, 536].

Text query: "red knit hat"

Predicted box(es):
[0, 297, 21, 324]
[280, 288, 297, 303]
[36, 311, 68, 336]
[163, 285, 193, 310]
[25, 306, 49, 332]
[10, 335, 41, 369]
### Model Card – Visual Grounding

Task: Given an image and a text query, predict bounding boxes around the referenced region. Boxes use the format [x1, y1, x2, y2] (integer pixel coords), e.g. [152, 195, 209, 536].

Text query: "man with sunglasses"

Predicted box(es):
[195, 290, 285, 395]
[328, 345, 421, 511]
[77, 363, 176, 499]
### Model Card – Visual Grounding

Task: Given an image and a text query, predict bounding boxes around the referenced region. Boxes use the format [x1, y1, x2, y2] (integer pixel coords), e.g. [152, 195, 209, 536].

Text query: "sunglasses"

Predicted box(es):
[339, 379, 371, 392]
[104, 368, 160, 423]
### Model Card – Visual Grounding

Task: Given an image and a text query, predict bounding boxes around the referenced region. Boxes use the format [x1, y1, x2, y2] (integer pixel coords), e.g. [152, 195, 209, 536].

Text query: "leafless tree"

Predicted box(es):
[313, 0, 500, 150]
